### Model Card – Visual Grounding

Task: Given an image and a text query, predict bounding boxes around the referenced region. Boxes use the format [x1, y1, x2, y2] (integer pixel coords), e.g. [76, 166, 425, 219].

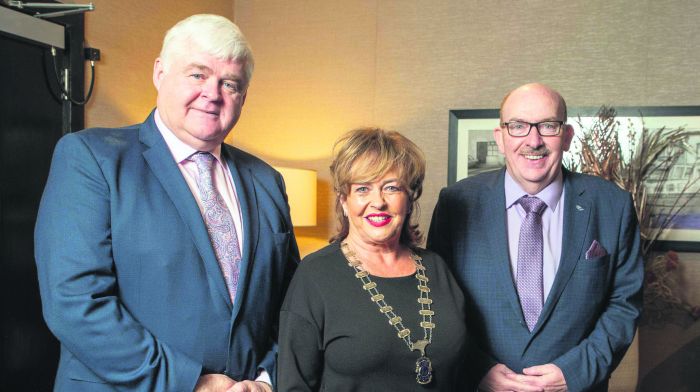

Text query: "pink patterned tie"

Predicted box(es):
[191, 152, 241, 303]
[517, 196, 547, 332]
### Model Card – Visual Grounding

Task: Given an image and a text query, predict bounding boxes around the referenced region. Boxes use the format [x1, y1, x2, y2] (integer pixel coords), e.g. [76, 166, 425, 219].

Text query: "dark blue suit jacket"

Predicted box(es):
[35, 113, 300, 391]
[428, 168, 643, 392]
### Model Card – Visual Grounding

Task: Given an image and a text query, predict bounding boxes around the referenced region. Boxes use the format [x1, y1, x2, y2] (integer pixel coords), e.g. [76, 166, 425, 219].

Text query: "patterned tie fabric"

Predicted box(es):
[516, 196, 547, 332]
[191, 152, 241, 303]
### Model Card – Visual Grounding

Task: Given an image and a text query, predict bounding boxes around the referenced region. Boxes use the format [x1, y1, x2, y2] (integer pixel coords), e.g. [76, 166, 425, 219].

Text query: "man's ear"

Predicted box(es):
[494, 126, 506, 154]
[153, 58, 165, 90]
[562, 124, 574, 151]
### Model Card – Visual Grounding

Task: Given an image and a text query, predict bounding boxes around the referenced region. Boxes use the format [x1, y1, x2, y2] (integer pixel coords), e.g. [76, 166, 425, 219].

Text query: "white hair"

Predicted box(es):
[160, 14, 254, 86]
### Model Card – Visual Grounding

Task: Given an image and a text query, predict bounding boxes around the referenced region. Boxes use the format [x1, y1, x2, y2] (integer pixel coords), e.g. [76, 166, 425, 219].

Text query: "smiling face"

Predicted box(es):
[153, 47, 248, 151]
[494, 84, 574, 194]
[341, 170, 409, 249]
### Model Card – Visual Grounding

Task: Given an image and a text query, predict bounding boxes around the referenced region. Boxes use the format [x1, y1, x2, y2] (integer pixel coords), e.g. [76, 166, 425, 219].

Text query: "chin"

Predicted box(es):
[374, 233, 402, 246]
[524, 171, 557, 186]
[523, 175, 550, 185]
[192, 127, 226, 141]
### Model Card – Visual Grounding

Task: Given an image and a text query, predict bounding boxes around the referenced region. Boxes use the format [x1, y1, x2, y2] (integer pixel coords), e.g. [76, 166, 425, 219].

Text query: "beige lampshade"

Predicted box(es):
[274, 167, 317, 227]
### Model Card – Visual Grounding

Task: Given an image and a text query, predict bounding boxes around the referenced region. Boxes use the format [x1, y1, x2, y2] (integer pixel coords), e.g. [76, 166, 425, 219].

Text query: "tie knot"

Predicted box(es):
[519, 196, 546, 215]
[191, 151, 215, 170]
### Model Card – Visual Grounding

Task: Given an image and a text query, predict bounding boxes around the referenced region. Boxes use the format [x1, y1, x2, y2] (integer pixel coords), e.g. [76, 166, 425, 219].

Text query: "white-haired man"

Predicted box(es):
[35, 14, 299, 392]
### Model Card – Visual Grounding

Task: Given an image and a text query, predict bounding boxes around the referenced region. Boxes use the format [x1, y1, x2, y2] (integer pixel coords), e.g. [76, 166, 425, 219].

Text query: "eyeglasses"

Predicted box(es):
[501, 121, 565, 137]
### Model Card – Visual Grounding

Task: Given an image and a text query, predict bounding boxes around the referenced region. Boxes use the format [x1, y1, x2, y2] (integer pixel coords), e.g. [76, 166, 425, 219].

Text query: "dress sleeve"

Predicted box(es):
[277, 262, 325, 391]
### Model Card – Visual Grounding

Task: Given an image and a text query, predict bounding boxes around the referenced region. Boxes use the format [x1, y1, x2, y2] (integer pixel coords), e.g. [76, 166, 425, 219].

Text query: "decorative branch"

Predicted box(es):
[566, 106, 700, 327]
[566, 106, 700, 255]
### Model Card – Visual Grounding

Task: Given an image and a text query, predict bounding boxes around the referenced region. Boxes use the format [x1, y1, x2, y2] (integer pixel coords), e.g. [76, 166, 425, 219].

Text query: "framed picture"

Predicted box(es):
[448, 109, 502, 185]
[448, 106, 700, 252]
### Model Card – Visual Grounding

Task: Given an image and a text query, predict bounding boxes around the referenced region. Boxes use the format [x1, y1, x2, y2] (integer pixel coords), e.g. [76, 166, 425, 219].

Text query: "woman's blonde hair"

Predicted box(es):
[329, 127, 426, 246]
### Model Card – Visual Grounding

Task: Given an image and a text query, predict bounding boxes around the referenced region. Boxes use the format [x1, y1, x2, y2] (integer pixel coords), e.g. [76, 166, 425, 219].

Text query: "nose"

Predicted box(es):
[200, 78, 222, 101]
[369, 188, 387, 209]
[524, 124, 544, 147]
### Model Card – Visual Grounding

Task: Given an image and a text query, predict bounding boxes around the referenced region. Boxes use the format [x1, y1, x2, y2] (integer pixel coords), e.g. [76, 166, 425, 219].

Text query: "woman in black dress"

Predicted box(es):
[278, 128, 469, 391]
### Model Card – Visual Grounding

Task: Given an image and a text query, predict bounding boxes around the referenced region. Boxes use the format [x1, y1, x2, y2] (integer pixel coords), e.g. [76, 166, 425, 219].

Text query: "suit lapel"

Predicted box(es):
[532, 170, 591, 335]
[139, 114, 232, 310]
[485, 169, 525, 321]
[222, 145, 259, 320]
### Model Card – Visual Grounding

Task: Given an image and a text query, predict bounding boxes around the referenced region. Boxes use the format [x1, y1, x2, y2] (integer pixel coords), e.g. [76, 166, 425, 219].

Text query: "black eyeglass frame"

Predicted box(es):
[500, 120, 566, 137]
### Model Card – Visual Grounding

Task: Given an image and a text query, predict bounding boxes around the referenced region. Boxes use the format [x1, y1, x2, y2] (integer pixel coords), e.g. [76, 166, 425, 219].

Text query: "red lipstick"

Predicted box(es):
[365, 213, 392, 227]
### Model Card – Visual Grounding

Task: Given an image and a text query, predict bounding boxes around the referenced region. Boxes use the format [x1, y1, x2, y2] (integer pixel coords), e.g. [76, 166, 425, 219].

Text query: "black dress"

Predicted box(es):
[278, 242, 469, 391]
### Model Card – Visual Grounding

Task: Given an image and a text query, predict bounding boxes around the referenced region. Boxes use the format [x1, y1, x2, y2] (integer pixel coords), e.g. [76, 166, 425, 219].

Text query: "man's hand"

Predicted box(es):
[505, 363, 567, 392]
[194, 374, 236, 392]
[227, 380, 273, 392]
[479, 363, 544, 392]
[194, 375, 272, 392]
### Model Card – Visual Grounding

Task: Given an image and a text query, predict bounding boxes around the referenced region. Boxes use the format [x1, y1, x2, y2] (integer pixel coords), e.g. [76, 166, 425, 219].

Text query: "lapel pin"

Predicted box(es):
[576, 205, 584, 211]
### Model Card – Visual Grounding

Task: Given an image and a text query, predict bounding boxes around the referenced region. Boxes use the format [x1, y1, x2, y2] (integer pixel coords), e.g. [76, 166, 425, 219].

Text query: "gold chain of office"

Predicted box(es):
[340, 241, 435, 385]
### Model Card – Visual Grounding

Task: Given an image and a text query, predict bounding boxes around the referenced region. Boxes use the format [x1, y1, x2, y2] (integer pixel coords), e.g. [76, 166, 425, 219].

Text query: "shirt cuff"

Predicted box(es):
[255, 369, 272, 386]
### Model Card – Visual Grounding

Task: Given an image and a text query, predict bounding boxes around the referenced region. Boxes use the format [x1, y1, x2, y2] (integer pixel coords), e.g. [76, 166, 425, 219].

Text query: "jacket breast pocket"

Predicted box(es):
[579, 254, 611, 270]
[572, 254, 612, 297]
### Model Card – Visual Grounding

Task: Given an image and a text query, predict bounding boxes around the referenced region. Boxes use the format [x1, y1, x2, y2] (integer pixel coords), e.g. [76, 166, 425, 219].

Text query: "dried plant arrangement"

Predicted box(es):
[643, 251, 700, 327]
[565, 106, 700, 326]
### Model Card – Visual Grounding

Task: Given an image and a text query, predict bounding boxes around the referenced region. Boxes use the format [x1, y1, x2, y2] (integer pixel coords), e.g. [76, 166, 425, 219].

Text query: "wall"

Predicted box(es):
[82, 0, 235, 128]
[233, 0, 379, 255]
[233, 0, 700, 390]
[234, 0, 699, 250]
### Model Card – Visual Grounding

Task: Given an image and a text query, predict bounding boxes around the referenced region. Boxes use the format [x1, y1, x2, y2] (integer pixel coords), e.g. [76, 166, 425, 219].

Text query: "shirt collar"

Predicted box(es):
[154, 109, 223, 164]
[504, 169, 563, 211]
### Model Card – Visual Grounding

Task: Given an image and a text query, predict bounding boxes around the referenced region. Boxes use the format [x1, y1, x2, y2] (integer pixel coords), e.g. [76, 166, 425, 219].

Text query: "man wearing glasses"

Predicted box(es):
[428, 83, 642, 391]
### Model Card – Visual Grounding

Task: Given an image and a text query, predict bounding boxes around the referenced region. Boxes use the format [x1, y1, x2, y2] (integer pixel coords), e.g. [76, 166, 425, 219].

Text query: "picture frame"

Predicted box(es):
[448, 106, 700, 252]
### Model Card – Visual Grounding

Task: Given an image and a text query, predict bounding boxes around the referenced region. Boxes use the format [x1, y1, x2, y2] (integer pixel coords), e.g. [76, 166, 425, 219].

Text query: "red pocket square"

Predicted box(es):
[585, 240, 608, 259]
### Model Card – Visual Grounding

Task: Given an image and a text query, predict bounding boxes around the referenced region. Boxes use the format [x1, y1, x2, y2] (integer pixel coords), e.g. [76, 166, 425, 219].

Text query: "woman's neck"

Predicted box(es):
[343, 235, 415, 277]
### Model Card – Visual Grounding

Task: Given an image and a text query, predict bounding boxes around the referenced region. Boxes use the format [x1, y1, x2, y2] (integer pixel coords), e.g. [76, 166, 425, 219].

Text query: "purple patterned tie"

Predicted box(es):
[191, 152, 241, 303]
[517, 196, 547, 332]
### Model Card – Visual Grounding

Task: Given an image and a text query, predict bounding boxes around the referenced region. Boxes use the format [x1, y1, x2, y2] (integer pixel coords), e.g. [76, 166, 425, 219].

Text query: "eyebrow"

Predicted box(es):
[182, 64, 243, 82]
[506, 116, 561, 122]
[353, 178, 401, 186]
[184, 63, 211, 73]
[381, 178, 400, 185]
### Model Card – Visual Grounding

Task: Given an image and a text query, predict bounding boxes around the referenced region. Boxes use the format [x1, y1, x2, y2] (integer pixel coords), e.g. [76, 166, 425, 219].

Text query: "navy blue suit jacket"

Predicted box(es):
[428, 168, 643, 392]
[35, 113, 300, 391]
